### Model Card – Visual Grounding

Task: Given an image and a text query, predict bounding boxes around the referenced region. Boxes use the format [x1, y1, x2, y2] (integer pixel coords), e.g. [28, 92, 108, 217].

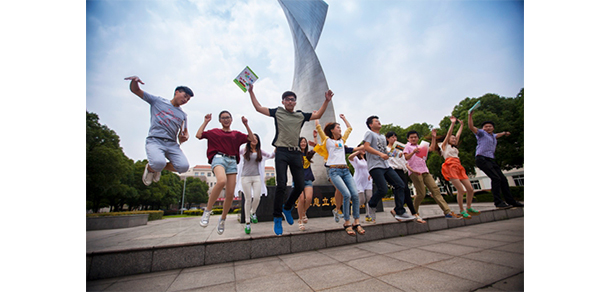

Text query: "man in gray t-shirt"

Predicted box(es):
[248, 84, 333, 235]
[362, 116, 413, 221]
[125, 76, 193, 186]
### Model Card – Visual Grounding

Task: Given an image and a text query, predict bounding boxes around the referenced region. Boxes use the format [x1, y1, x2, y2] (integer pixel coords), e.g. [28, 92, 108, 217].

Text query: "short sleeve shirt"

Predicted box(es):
[475, 129, 497, 158]
[403, 142, 429, 175]
[269, 107, 312, 148]
[200, 128, 249, 164]
[363, 131, 390, 171]
[325, 138, 347, 166]
[142, 91, 187, 140]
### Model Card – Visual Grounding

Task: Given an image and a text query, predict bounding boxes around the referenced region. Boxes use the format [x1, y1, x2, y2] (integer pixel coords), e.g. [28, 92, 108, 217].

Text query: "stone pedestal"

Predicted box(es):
[240, 185, 383, 223]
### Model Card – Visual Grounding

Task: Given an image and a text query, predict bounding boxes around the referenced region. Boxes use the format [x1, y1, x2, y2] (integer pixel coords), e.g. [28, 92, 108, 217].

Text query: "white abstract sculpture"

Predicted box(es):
[279, 0, 335, 185]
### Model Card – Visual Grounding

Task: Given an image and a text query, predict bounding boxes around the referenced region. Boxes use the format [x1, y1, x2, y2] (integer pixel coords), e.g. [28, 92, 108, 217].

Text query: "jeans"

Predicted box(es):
[274, 148, 305, 217]
[368, 168, 407, 216]
[393, 169, 417, 215]
[475, 155, 517, 206]
[328, 167, 360, 221]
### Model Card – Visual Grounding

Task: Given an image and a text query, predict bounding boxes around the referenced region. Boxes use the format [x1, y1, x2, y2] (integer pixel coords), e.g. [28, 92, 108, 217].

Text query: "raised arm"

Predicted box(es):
[441, 117, 457, 150]
[195, 114, 212, 140]
[310, 90, 334, 120]
[339, 114, 351, 128]
[431, 129, 441, 153]
[455, 118, 464, 143]
[496, 131, 510, 138]
[308, 129, 319, 147]
[241, 116, 256, 142]
[247, 84, 270, 117]
[124, 76, 145, 98]
[315, 119, 328, 142]
[468, 111, 478, 135]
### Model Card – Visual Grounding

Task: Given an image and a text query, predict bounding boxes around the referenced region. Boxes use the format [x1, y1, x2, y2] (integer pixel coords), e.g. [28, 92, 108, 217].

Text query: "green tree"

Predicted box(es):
[440, 88, 524, 172]
[185, 177, 209, 207]
[266, 177, 276, 186]
[86, 112, 134, 212]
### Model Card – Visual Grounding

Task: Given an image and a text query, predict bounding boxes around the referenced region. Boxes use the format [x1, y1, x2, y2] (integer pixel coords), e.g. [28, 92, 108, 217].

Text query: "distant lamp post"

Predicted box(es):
[181, 176, 187, 214]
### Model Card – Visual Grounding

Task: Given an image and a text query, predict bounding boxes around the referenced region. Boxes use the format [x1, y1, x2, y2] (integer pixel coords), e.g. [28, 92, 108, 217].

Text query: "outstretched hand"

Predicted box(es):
[242, 116, 248, 124]
[204, 114, 212, 123]
[247, 83, 254, 93]
[124, 76, 144, 84]
[431, 129, 437, 138]
[325, 90, 334, 101]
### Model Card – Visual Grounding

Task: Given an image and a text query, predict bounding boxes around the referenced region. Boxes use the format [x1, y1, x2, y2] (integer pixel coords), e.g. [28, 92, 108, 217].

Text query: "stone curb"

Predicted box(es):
[86, 208, 523, 280]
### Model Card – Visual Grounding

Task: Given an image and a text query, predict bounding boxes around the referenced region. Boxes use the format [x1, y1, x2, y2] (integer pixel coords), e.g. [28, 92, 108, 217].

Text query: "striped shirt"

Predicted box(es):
[475, 129, 497, 158]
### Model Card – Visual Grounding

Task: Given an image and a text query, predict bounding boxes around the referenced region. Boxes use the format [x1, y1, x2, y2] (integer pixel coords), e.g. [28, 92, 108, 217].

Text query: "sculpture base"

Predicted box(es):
[240, 185, 384, 223]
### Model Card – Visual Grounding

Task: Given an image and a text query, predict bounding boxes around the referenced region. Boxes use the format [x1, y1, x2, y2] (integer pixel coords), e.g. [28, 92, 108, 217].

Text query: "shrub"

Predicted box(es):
[86, 210, 164, 221]
[184, 209, 203, 216]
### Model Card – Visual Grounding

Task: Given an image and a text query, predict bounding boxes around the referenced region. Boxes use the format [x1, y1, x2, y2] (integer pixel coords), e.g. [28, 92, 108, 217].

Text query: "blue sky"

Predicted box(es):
[85, 0, 524, 167]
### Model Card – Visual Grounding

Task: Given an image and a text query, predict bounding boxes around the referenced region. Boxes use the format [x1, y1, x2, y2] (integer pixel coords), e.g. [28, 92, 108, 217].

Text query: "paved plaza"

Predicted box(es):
[87, 202, 524, 291]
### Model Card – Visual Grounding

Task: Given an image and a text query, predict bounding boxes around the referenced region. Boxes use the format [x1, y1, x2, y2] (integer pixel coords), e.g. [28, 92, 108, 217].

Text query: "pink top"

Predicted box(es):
[403, 142, 429, 175]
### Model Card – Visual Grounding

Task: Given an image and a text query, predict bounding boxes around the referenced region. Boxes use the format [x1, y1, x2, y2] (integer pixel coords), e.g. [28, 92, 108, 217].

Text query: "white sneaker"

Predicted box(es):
[152, 170, 162, 183]
[142, 164, 154, 186]
[217, 218, 225, 235]
[199, 210, 211, 227]
[395, 213, 416, 221]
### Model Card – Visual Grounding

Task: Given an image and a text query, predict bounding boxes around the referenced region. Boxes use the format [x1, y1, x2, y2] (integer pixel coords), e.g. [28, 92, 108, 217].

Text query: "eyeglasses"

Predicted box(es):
[283, 98, 296, 102]
[220, 116, 232, 120]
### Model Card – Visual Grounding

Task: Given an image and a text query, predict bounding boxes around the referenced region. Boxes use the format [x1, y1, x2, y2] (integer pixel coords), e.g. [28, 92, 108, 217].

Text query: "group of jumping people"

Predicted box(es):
[125, 76, 523, 236]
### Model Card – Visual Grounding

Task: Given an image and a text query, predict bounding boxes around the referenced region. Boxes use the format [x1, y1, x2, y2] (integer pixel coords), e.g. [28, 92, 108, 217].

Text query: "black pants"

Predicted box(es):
[475, 155, 517, 206]
[394, 169, 418, 215]
[368, 167, 407, 216]
[274, 148, 305, 217]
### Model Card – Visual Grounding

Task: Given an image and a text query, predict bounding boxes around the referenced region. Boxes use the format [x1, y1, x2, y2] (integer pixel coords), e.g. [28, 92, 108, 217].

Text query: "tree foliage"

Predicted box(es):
[87, 111, 208, 213]
[373, 89, 524, 192]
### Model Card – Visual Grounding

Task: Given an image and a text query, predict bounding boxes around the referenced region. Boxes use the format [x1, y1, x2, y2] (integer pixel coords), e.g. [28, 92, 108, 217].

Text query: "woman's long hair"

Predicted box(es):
[244, 133, 262, 163]
[299, 137, 315, 163]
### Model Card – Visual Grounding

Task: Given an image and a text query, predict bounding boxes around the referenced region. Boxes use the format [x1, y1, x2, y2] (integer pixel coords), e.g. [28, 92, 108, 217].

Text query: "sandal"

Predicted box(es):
[343, 224, 356, 236]
[352, 224, 365, 235]
[298, 220, 305, 231]
[415, 214, 426, 224]
[303, 216, 308, 224]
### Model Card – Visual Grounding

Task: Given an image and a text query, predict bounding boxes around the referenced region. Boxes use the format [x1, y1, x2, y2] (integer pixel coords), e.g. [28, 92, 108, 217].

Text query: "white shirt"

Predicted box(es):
[440, 144, 460, 159]
[325, 138, 347, 166]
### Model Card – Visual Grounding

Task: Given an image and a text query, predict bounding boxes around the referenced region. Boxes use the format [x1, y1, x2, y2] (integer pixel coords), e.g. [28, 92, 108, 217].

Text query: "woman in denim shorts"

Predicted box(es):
[196, 111, 255, 235]
[296, 136, 316, 231]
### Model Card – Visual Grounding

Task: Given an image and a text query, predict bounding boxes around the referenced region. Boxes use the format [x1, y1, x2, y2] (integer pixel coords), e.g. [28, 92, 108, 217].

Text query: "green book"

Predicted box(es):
[233, 66, 259, 92]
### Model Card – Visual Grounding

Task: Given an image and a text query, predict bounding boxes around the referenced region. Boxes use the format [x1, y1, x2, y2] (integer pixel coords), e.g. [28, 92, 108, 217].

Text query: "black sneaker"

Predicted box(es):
[510, 201, 524, 207]
[496, 202, 512, 209]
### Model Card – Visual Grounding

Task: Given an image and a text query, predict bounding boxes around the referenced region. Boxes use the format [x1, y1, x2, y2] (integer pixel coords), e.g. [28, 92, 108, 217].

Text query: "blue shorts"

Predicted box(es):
[293, 180, 314, 188]
[211, 154, 238, 174]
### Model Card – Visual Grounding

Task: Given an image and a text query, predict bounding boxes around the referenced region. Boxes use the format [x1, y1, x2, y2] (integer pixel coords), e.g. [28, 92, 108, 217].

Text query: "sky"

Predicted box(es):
[85, 0, 524, 168]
